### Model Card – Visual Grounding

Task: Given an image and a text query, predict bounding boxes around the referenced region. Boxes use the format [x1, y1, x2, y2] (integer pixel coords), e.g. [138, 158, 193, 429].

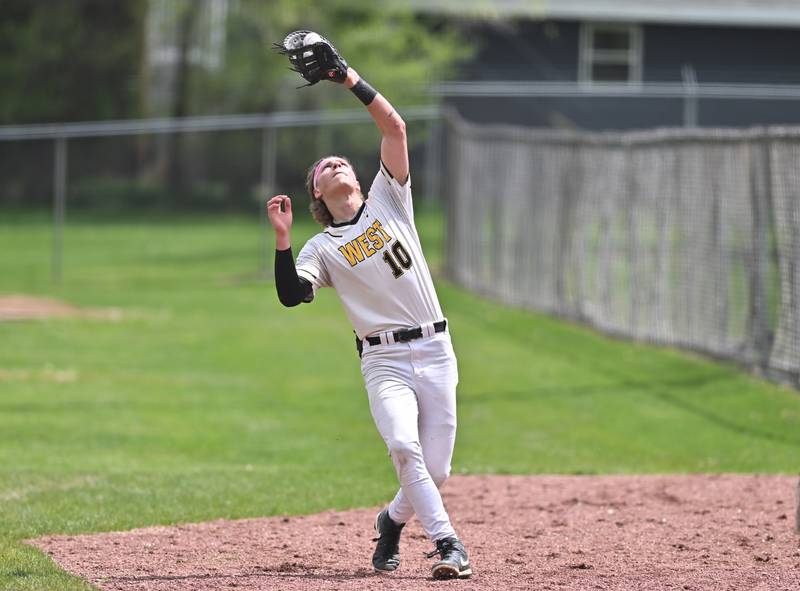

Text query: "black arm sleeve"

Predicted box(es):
[274, 247, 314, 307]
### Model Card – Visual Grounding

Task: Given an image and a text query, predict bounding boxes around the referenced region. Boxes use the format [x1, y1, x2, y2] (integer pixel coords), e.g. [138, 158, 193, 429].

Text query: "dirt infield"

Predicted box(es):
[0, 295, 124, 322]
[29, 474, 799, 590]
[0, 294, 82, 321]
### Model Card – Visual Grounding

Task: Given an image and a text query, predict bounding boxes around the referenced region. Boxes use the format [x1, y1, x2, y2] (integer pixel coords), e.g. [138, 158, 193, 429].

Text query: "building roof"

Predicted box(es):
[407, 0, 800, 28]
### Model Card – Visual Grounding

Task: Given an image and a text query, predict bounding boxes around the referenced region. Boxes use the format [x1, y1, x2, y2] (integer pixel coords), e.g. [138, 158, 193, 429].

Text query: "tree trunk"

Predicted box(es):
[166, 1, 201, 203]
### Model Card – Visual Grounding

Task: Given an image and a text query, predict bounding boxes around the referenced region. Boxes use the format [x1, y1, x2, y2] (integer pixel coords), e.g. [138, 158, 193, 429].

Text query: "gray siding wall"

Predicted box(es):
[449, 20, 800, 129]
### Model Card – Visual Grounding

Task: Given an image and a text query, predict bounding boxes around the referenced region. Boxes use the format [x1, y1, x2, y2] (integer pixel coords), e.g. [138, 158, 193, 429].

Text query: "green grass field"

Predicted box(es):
[1, 208, 799, 590]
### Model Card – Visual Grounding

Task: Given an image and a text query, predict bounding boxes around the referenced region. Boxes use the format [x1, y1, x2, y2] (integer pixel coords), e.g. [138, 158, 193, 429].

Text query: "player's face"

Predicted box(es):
[315, 157, 358, 198]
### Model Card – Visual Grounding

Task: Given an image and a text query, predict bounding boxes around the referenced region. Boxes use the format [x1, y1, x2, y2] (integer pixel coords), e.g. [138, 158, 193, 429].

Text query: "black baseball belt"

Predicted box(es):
[356, 320, 447, 356]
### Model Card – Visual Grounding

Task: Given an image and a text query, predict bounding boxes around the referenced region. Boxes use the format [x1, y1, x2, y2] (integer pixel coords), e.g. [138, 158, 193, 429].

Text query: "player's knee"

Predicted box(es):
[387, 439, 422, 467]
[429, 465, 451, 488]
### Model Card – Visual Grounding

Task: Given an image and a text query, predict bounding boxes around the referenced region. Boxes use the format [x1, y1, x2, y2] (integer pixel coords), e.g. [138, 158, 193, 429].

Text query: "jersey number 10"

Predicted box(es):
[382, 240, 413, 278]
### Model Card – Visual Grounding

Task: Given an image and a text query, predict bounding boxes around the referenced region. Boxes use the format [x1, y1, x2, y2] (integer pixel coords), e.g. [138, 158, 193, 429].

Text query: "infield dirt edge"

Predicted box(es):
[29, 473, 800, 591]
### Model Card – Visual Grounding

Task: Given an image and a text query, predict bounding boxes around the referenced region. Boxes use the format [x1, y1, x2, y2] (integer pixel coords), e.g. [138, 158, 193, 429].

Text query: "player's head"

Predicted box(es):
[305, 155, 363, 227]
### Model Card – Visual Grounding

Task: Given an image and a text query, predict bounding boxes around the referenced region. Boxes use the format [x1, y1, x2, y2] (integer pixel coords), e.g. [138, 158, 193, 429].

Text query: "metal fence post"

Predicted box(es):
[748, 134, 772, 368]
[423, 116, 442, 202]
[682, 64, 698, 128]
[259, 125, 277, 276]
[52, 136, 67, 285]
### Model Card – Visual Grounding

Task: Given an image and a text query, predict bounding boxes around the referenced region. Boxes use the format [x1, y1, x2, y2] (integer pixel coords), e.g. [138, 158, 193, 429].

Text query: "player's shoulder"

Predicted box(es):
[297, 231, 328, 252]
[367, 161, 413, 223]
[369, 161, 395, 193]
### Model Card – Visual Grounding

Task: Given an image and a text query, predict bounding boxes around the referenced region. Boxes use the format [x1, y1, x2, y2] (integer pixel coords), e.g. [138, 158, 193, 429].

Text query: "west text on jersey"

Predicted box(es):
[337, 219, 394, 267]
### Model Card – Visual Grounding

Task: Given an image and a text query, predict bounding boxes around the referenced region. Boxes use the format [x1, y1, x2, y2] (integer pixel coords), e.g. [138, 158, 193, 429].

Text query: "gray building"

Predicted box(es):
[415, 0, 800, 129]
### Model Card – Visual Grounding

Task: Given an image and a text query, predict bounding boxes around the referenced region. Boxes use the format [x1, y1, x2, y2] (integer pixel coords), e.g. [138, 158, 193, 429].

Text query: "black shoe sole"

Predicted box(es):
[432, 564, 472, 579]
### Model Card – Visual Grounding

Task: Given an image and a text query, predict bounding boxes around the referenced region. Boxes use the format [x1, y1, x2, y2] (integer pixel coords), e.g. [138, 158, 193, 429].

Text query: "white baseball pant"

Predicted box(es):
[361, 330, 459, 542]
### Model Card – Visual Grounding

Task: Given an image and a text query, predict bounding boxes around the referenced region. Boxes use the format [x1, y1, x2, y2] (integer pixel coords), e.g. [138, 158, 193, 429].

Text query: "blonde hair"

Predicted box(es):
[305, 155, 364, 228]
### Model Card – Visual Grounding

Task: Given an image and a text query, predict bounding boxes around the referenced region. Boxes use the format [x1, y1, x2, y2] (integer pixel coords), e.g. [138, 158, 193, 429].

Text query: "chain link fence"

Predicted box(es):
[0, 108, 441, 282]
[444, 113, 800, 387]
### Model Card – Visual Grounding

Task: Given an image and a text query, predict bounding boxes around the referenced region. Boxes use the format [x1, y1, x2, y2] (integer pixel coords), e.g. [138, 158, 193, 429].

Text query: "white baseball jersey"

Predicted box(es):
[295, 162, 443, 340]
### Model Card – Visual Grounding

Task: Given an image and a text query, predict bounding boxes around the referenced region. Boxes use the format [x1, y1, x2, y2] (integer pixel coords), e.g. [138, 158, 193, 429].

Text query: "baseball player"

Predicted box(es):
[269, 32, 472, 580]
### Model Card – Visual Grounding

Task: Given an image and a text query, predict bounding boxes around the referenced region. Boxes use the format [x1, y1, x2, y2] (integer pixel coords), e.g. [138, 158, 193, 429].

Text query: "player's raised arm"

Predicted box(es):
[274, 31, 408, 183]
[266, 195, 312, 307]
[344, 68, 408, 185]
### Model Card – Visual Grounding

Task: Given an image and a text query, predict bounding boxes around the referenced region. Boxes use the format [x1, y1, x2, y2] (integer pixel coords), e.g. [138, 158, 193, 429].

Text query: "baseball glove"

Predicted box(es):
[274, 30, 348, 86]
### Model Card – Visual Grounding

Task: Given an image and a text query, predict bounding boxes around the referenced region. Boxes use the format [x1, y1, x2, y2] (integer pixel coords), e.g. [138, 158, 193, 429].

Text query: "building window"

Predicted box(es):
[579, 23, 642, 83]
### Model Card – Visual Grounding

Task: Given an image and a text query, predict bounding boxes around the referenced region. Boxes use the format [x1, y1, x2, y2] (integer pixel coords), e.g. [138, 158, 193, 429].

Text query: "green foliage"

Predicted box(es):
[1, 210, 798, 590]
[0, 1, 471, 212]
[0, 0, 148, 210]
[187, 1, 473, 115]
[69, 177, 169, 212]
[0, 0, 472, 121]
[68, 177, 232, 212]
[0, 0, 147, 124]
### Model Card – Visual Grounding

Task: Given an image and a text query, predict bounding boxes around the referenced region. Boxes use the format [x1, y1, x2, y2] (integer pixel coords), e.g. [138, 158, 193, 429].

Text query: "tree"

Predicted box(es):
[0, 0, 147, 124]
[145, 0, 473, 205]
[0, 0, 472, 208]
[0, 0, 147, 206]
[184, 0, 472, 116]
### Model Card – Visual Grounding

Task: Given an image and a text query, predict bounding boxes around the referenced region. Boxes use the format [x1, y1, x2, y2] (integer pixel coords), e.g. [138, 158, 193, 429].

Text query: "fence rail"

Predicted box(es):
[435, 81, 800, 100]
[0, 107, 441, 283]
[0, 107, 440, 140]
[434, 79, 800, 128]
